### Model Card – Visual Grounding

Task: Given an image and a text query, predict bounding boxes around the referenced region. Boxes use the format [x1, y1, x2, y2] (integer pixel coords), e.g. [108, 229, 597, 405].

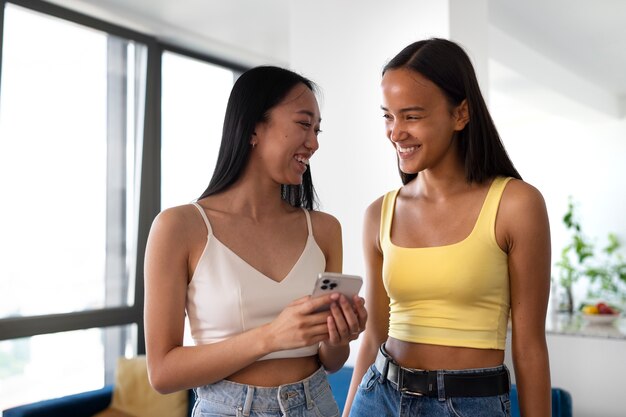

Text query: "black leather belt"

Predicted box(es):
[375, 344, 510, 398]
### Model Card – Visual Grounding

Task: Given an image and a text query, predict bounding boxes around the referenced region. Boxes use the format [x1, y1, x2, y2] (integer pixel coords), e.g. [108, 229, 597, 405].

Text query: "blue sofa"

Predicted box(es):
[509, 384, 573, 417]
[2, 388, 195, 417]
[3, 367, 571, 417]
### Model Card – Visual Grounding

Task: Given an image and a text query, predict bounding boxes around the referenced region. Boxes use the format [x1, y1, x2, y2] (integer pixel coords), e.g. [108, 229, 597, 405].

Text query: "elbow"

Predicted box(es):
[147, 370, 169, 394]
[149, 380, 172, 396]
[147, 363, 178, 395]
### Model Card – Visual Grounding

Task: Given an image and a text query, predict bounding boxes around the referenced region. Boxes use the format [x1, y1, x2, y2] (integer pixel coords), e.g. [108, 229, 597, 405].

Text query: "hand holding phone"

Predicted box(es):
[311, 272, 363, 312]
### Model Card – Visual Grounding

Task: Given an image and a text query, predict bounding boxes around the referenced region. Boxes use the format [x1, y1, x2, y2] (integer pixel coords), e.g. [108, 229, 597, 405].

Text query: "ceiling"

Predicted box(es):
[44, 0, 292, 65]
[489, 0, 626, 97]
[40, 0, 626, 117]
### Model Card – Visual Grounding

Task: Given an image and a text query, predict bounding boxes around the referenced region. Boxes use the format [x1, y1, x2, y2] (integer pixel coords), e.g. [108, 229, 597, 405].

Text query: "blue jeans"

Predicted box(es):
[192, 367, 340, 417]
[349, 364, 511, 417]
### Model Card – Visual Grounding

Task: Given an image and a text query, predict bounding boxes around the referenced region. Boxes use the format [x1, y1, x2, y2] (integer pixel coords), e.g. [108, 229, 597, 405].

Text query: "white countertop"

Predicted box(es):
[546, 312, 626, 340]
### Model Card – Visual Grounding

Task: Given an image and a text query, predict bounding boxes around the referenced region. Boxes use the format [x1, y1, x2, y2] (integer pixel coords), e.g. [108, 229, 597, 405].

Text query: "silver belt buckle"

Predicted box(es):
[401, 388, 425, 397]
[399, 367, 428, 397]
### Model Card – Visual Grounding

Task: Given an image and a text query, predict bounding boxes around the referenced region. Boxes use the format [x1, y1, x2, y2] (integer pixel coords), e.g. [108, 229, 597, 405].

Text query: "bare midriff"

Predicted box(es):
[385, 337, 504, 370]
[226, 355, 320, 386]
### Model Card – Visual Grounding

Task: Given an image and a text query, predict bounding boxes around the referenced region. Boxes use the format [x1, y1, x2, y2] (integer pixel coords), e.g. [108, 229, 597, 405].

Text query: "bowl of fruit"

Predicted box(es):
[580, 302, 621, 325]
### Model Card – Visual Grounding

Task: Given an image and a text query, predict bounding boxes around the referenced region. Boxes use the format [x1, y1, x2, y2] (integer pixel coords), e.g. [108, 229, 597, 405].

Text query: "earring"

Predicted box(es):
[251, 141, 257, 148]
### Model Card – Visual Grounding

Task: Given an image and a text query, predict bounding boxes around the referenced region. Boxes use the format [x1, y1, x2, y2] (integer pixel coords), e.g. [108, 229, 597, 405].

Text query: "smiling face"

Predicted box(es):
[252, 83, 321, 185]
[381, 68, 468, 176]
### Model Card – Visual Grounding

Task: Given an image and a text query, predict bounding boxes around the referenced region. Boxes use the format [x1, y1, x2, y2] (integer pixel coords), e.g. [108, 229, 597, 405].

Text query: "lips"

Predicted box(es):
[293, 154, 310, 172]
[396, 144, 420, 159]
[294, 154, 310, 165]
[397, 145, 417, 153]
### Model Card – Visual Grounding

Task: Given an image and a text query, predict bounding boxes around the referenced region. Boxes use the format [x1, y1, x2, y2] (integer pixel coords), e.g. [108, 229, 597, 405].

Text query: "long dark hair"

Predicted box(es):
[383, 38, 521, 184]
[198, 66, 318, 209]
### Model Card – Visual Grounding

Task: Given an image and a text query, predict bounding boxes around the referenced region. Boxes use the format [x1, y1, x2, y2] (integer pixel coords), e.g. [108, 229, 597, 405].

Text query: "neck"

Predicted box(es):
[215, 174, 291, 220]
[409, 166, 469, 201]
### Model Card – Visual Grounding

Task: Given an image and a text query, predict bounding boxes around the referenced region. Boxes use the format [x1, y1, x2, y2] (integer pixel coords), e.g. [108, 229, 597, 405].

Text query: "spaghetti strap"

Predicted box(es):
[302, 208, 313, 236]
[191, 202, 213, 236]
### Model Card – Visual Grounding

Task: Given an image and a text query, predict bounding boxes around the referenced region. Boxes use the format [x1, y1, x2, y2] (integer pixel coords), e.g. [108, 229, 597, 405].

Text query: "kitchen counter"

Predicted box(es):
[546, 312, 626, 339]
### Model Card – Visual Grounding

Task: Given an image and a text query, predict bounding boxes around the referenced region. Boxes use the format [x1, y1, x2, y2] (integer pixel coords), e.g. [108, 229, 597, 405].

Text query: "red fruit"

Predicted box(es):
[597, 303, 615, 314]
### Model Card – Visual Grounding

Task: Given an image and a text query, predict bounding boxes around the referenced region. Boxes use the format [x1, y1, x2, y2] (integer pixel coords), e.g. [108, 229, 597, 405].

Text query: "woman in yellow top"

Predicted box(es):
[343, 39, 551, 417]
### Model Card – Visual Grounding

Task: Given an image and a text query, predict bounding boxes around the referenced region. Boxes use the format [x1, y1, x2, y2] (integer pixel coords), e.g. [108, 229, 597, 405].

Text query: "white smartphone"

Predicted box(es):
[311, 272, 363, 311]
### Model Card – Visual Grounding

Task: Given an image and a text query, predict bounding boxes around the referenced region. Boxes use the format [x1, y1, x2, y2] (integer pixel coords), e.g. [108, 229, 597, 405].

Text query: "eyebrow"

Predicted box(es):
[297, 109, 322, 123]
[380, 105, 425, 112]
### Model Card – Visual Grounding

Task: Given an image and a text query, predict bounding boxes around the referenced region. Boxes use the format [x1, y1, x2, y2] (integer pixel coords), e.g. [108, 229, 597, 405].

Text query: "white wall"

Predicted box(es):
[490, 70, 626, 306]
[492, 43, 626, 417]
[505, 334, 626, 417]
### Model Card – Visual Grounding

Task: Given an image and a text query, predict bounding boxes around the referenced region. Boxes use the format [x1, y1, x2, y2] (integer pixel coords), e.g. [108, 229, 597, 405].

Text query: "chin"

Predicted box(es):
[399, 164, 420, 175]
[283, 175, 304, 186]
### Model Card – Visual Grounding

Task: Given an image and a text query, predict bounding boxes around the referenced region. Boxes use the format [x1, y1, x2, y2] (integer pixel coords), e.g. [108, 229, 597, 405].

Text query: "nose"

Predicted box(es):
[305, 131, 319, 153]
[388, 120, 407, 143]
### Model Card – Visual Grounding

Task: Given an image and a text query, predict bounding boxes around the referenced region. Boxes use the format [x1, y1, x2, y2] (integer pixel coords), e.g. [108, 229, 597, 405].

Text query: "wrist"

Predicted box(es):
[255, 323, 275, 356]
[319, 343, 349, 368]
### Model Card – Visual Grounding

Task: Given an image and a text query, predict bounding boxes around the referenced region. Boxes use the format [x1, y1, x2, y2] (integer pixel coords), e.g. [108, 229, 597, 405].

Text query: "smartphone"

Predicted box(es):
[311, 272, 363, 311]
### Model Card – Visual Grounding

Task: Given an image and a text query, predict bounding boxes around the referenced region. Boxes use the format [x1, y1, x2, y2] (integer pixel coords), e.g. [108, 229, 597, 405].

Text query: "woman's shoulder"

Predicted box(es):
[499, 178, 548, 222]
[308, 209, 341, 234]
[501, 178, 546, 206]
[363, 195, 383, 222]
[150, 203, 204, 237]
[364, 188, 400, 223]
[156, 202, 201, 221]
[307, 210, 342, 260]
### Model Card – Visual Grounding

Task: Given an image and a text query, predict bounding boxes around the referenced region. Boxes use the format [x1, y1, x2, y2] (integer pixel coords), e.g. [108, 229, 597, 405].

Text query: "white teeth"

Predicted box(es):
[397, 146, 416, 153]
[294, 155, 309, 165]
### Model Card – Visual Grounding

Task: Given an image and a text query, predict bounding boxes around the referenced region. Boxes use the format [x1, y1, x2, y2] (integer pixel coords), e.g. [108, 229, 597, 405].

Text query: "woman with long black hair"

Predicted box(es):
[144, 66, 367, 417]
[344, 39, 551, 417]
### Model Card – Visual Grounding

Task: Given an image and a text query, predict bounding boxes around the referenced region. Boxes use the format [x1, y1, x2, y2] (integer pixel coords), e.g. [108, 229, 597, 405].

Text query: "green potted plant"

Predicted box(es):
[554, 197, 626, 314]
[584, 233, 626, 303]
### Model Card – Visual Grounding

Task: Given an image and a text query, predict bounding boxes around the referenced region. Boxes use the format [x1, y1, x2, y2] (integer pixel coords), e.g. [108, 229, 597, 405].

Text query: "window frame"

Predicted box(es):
[0, 0, 248, 374]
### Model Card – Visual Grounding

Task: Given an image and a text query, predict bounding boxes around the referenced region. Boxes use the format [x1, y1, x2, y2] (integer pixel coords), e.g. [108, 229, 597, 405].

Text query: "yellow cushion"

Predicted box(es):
[106, 356, 188, 417]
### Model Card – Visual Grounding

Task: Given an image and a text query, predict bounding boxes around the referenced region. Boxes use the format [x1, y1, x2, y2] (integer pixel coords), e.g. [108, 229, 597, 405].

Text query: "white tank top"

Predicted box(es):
[186, 202, 326, 360]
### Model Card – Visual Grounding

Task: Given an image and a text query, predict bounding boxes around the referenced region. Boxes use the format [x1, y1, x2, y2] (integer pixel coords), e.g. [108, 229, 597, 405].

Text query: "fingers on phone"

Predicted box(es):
[306, 293, 337, 312]
[289, 295, 313, 306]
[341, 295, 363, 334]
[327, 315, 339, 344]
[324, 297, 355, 338]
[296, 322, 329, 346]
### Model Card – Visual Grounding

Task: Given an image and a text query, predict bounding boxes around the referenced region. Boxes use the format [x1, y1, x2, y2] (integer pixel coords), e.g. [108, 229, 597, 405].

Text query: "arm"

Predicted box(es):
[314, 212, 368, 373]
[500, 181, 552, 417]
[342, 198, 390, 417]
[144, 207, 337, 393]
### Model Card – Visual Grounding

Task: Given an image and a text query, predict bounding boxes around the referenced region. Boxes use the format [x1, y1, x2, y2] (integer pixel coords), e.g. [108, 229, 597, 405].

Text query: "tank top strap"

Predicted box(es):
[379, 188, 400, 247]
[474, 177, 513, 236]
[302, 208, 313, 236]
[191, 202, 213, 236]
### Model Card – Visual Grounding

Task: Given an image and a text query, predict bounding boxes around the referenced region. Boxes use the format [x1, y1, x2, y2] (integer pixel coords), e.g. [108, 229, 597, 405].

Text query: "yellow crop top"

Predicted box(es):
[380, 177, 512, 350]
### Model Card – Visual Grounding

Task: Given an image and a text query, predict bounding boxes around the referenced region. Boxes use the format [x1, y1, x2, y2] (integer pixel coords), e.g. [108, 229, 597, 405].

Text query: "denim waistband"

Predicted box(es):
[194, 367, 330, 416]
[375, 344, 510, 399]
